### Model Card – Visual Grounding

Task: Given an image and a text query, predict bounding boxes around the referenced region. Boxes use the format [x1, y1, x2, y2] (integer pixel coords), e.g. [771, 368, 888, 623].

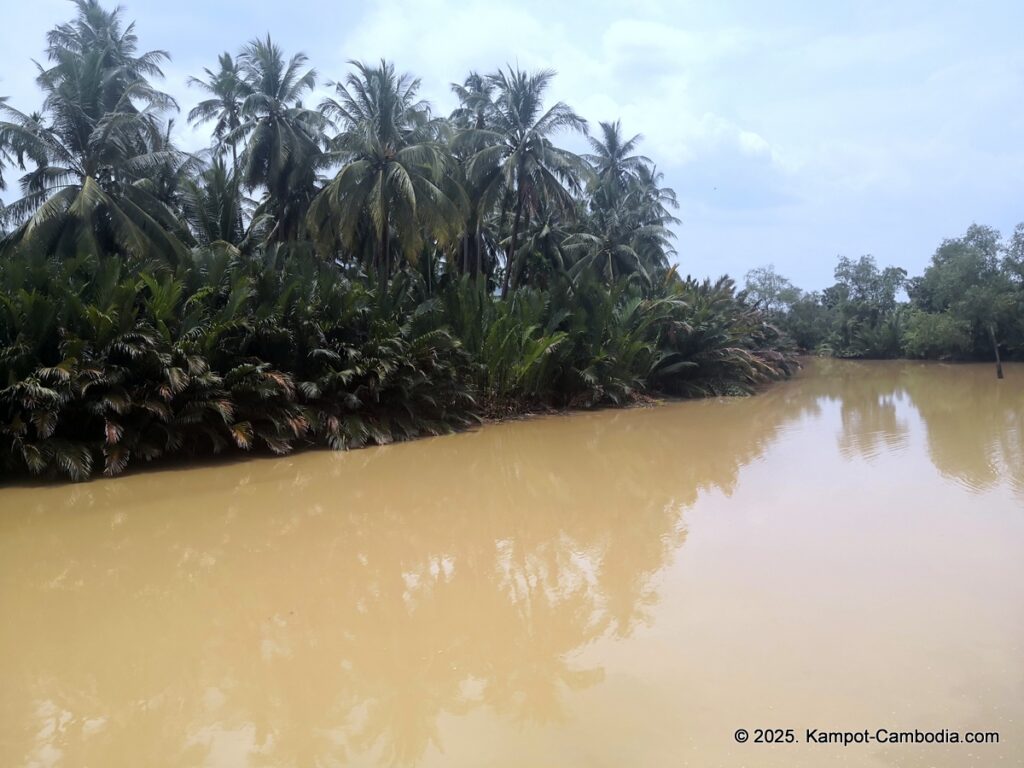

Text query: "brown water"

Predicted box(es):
[1, 360, 1022, 767]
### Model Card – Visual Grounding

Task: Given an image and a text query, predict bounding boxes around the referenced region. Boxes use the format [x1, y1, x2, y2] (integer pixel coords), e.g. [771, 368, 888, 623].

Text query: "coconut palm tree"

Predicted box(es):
[0, 0, 800, 482]
[456, 67, 588, 298]
[229, 36, 328, 243]
[630, 163, 679, 230]
[187, 53, 251, 173]
[178, 156, 252, 247]
[41, 0, 175, 114]
[585, 120, 649, 195]
[0, 96, 13, 193]
[569, 152, 678, 286]
[510, 207, 574, 289]
[573, 146, 679, 285]
[450, 72, 493, 131]
[567, 209, 655, 285]
[0, 0, 189, 263]
[448, 74, 500, 280]
[308, 60, 461, 280]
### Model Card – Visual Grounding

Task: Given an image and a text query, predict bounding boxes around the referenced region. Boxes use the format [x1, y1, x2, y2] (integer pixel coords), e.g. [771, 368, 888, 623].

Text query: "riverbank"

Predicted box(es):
[1, 349, 792, 487]
[1, 247, 795, 482]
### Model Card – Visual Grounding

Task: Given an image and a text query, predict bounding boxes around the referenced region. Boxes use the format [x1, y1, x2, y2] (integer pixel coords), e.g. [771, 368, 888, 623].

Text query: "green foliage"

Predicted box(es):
[453, 67, 589, 298]
[0, 1, 797, 482]
[743, 264, 801, 316]
[746, 256, 908, 358]
[655, 275, 795, 395]
[309, 60, 462, 279]
[907, 224, 1018, 359]
[902, 310, 972, 359]
[1, 1, 683, 297]
[0, 0, 190, 264]
[753, 222, 1024, 362]
[781, 292, 832, 352]
[0, 247, 793, 480]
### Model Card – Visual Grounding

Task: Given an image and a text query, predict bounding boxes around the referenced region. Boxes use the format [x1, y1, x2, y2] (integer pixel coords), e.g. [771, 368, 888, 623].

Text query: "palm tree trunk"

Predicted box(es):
[424, 246, 433, 295]
[990, 324, 1004, 379]
[502, 192, 524, 299]
[376, 221, 391, 284]
[476, 227, 483, 281]
[511, 211, 534, 290]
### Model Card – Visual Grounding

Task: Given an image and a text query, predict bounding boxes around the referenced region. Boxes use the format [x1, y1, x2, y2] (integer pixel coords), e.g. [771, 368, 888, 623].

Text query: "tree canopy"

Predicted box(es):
[745, 224, 1024, 363]
[0, 0, 797, 481]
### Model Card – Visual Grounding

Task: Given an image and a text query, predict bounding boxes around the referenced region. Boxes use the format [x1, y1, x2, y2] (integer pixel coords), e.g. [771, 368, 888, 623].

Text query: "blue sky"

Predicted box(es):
[2, 0, 1022, 289]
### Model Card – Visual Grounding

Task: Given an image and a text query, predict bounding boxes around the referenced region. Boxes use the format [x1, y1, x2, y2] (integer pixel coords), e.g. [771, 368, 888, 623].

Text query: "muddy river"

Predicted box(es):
[1, 359, 1021, 766]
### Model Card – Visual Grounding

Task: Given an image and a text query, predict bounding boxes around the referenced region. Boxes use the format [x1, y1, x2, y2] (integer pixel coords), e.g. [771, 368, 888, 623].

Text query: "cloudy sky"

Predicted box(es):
[2, 0, 1022, 289]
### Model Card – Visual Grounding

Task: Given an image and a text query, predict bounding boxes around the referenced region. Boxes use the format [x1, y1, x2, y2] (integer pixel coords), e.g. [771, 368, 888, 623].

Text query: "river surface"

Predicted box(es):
[1, 359, 1022, 767]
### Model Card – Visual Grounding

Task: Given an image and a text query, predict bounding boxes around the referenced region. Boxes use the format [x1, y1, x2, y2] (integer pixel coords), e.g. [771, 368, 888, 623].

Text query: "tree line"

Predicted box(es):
[0, 0, 793, 480]
[745, 223, 1024, 374]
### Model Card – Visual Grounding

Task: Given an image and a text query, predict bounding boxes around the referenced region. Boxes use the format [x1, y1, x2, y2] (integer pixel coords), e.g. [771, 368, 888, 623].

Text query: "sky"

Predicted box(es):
[2, 0, 1022, 290]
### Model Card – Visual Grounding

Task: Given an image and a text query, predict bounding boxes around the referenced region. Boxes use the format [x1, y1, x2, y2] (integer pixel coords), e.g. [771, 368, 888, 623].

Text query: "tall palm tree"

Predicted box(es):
[450, 72, 493, 131]
[456, 67, 588, 298]
[0, 0, 189, 262]
[309, 60, 461, 281]
[0, 96, 12, 193]
[187, 53, 250, 173]
[41, 0, 175, 114]
[448, 73, 498, 280]
[578, 125, 679, 283]
[566, 209, 637, 285]
[631, 163, 679, 230]
[178, 156, 252, 246]
[511, 207, 574, 289]
[571, 134, 678, 286]
[585, 120, 650, 208]
[229, 36, 327, 243]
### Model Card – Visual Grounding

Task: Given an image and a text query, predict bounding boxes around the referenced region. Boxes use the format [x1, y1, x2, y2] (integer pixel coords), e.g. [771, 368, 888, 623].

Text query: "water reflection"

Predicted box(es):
[817, 360, 913, 460]
[0, 360, 1021, 767]
[809, 359, 1024, 494]
[901, 364, 1024, 495]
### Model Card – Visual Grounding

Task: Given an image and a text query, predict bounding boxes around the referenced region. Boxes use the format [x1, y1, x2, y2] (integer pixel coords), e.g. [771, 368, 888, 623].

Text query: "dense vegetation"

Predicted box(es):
[0, 1, 793, 480]
[745, 223, 1024, 370]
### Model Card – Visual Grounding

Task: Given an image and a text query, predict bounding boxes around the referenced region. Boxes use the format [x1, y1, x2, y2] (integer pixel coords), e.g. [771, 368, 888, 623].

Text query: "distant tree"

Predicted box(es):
[449, 71, 493, 131]
[187, 53, 251, 172]
[902, 310, 972, 359]
[782, 292, 833, 351]
[909, 224, 1015, 375]
[743, 265, 801, 315]
[178, 156, 250, 246]
[568, 126, 677, 286]
[1001, 223, 1024, 359]
[818, 256, 907, 357]
[1003, 222, 1024, 284]
[833, 255, 906, 313]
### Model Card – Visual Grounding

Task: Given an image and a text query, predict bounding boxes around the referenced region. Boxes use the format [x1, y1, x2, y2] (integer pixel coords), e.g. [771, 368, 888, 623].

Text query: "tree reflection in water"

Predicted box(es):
[808, 359, 1023, 495]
